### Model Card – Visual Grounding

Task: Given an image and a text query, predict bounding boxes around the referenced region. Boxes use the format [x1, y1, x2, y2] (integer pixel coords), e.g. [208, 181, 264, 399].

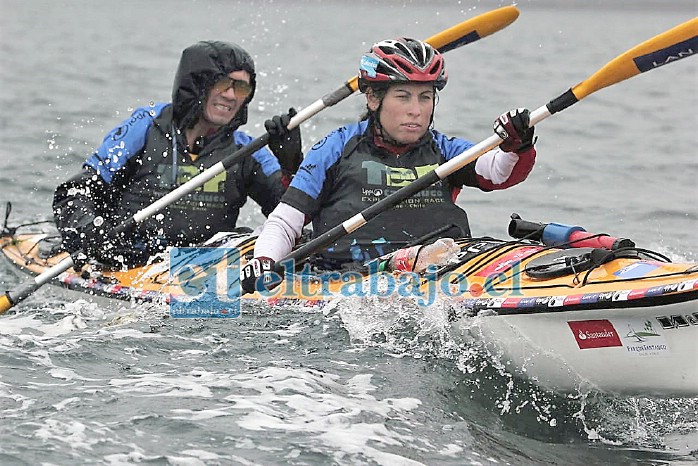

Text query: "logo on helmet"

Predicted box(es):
[360, 55, 380, 78]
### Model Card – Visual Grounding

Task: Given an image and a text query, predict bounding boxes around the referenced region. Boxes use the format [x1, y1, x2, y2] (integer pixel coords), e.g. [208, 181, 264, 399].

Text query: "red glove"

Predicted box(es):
[494, 108, 535, 153]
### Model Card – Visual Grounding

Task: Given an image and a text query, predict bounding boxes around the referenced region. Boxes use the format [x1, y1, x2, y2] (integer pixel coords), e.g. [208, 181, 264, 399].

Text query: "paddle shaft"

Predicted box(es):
[279, 17, 698, 269]
[0, 6, 521, 313]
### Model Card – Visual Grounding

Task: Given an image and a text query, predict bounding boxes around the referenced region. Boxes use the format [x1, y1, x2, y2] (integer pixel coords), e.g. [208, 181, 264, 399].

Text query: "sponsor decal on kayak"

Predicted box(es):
[501, 297, 522, 308]
[580, 293, 600, 305]
[613, 262, 660, 279]
[548, 296, 565, 307]
[610, 318, 670, 356]
[517, 297, 538, 308]
[613, 290, 631, 301]
[563, 294, 584, 306]
[655, 313, 698, 329]
[568, 320, 622, 349]
[679, 279, 698, 292]
[645, 285, 666, 297]
[474, 247, 539, 278]
[627, 288, 650, 300]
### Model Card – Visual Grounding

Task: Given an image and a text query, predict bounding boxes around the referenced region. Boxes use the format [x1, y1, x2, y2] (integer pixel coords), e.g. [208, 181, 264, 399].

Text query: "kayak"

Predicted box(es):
[2, 216, 697, 397]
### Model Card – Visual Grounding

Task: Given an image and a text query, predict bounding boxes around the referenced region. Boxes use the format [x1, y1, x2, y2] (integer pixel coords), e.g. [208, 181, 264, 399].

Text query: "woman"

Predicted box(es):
[242, 37, 536, 290]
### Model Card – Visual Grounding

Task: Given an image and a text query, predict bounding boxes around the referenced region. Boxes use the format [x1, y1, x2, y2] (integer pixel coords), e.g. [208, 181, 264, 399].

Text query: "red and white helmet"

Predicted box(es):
[358, 37, 447, 92]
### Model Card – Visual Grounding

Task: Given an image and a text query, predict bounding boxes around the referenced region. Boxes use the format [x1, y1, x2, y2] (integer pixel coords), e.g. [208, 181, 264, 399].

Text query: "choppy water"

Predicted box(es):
[1, 0, 697, 464]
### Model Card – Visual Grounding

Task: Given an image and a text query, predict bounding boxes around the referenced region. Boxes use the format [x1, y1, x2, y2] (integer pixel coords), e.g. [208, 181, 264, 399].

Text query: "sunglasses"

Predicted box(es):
[213, 76, 253, 98]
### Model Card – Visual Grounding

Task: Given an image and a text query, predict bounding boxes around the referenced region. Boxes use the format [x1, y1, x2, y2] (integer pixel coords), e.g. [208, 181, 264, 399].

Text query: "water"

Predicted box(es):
[1, 0, 697, 464]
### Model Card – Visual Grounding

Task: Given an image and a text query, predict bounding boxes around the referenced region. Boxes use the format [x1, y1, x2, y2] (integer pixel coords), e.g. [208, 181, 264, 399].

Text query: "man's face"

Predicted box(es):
[201, 69, 252, 128]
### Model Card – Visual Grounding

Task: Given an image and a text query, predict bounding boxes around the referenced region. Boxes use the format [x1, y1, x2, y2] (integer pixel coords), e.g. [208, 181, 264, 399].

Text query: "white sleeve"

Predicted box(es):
[253, 202, 306, 262]
[474, 148, 519, 184]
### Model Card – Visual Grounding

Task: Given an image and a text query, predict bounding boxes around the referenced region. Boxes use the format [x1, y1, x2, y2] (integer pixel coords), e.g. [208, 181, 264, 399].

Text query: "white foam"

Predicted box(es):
[49, 367, 100, 382]
[0, 381, 35, 414]
[162, 455, 208, 466]
[439, 443, 464, 456]
[170, 406, 232, 421]
[103, 444, 159, 465]
[34, 418, 103, 451]
[228, 367, 422, 461]
[250, 321, 306, 337]
[52, 396, 81, 411]
[318, 422, 424, 465]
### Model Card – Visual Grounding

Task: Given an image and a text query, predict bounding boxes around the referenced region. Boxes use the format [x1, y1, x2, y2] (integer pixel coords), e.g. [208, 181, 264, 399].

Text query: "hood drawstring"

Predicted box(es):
[171, 124, 179, 186]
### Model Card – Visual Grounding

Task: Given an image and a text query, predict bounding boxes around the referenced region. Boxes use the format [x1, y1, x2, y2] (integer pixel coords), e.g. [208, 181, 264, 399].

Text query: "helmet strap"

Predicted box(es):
[364, 87, 401, 146]
[372, 102, 402, 147]
[428, 90, 439, 129]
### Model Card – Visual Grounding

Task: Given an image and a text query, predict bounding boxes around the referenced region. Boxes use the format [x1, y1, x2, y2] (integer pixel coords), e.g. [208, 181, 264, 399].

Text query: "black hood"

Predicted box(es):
[172, 40, 257, 132]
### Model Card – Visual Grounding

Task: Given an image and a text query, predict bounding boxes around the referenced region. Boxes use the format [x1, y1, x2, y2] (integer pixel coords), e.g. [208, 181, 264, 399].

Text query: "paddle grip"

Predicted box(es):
[546, 89, 579, 114]
[324, 83, 355, 106]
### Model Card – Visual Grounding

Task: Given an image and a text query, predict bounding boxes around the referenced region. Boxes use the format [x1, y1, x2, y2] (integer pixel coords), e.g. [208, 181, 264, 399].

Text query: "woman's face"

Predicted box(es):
[367, 83, 435, 145]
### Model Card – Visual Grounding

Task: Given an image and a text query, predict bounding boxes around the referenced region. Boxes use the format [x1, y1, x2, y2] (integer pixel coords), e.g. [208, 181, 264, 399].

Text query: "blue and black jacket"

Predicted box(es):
[53, 41, 290, 266]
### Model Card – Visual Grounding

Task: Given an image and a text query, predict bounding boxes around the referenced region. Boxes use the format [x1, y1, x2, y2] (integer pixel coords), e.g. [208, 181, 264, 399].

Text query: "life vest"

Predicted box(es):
[286, 125, 472, 266]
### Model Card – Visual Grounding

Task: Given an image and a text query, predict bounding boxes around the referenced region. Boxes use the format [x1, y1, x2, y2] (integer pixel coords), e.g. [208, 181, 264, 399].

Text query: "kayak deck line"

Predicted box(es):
[2, 231, 697, 313]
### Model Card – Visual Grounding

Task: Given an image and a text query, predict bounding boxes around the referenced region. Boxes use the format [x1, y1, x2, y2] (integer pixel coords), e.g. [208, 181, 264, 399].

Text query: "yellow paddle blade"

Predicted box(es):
[430, 5, 520, 53]
[346, 5, 520, 92]
[573, 17, 697, 100]
[0, 295, 10, 313]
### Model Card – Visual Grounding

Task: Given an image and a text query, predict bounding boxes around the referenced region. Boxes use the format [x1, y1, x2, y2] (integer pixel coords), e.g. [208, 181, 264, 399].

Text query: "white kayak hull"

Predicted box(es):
[459, 300, 698, 397]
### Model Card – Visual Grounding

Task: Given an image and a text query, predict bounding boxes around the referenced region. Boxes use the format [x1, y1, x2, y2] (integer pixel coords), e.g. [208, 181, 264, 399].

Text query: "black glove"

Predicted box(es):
[59, 214, 106, 270]
[494, 108, 535, 153]
[62, 216, 144, 270]
[240, 257, 277, 294]
[69, 250, 91, 272]
[266, 108, 303, 174]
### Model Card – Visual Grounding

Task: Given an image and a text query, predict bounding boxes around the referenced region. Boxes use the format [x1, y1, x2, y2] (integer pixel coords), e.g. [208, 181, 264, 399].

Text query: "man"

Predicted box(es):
[54, 40, 301, 269]
[241, 37, 536, 292]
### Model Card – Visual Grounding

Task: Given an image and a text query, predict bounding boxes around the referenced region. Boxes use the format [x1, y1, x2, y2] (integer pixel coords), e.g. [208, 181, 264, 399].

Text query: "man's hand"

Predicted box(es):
[61, 216, 142, 270]
[266, 108, 303, 174]
[61, 215, 111, 271]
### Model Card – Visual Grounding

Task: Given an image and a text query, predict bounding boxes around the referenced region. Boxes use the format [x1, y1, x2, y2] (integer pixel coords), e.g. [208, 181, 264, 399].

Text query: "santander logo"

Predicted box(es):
[568, 320, 622, 349]
[577, 328, 616, 340]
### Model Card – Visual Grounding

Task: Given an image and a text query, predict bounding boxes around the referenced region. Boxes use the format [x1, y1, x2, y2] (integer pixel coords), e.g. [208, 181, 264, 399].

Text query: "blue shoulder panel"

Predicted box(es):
[290, 121, 368, 199]
[85, 103, 169, 184]
[431, 129, 475, 161]
[233, 131, 281, 176]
